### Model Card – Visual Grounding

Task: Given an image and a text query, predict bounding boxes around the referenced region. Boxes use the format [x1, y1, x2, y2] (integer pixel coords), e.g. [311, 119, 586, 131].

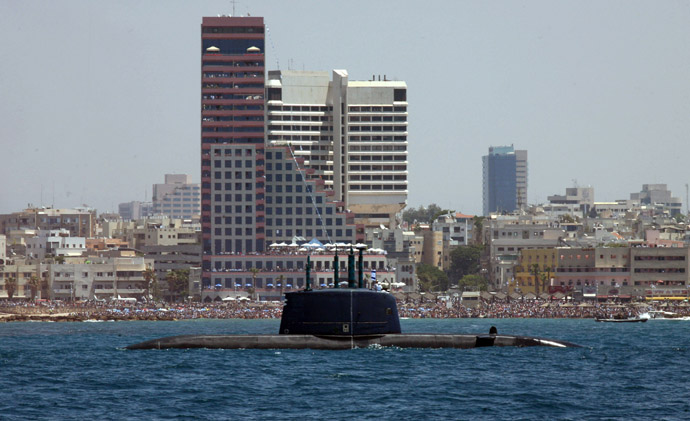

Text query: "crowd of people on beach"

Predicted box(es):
[2, 297, 689, 322]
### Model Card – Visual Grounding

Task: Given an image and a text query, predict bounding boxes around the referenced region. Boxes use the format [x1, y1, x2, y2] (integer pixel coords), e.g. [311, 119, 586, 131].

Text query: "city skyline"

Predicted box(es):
[2, 0, 689, 215]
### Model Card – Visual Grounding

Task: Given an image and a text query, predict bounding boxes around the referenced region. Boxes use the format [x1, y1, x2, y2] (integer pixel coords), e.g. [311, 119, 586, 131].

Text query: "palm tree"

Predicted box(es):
[249, 267, 260, 287]
[165, 271, 178, 303]
[531, 264, 541, 296]
[5, 276, 17, 300]
[27, 275, 41, 301]
[539, 266, 552, 298]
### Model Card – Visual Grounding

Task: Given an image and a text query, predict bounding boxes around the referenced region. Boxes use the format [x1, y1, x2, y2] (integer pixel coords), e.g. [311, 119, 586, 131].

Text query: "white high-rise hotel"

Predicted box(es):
[266, 70, 408, 229]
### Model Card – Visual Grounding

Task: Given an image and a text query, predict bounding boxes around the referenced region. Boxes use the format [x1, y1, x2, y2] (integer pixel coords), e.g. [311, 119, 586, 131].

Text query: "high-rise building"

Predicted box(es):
[266, 70, 408, 229]
[482, 145, 527, 215]
[200, 16, 266, 260]
[152, 174, 200, 219]
[199, 16, 401, 294]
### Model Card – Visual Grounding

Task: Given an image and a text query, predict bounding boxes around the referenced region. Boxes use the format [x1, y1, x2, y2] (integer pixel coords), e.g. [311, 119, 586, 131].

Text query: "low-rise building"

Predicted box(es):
[49, 257, 152, 301]
[25, 229, 86, 260]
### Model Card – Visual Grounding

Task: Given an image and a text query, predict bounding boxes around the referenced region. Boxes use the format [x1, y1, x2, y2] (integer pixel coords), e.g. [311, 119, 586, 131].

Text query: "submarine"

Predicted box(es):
[127, 248, 579, 350]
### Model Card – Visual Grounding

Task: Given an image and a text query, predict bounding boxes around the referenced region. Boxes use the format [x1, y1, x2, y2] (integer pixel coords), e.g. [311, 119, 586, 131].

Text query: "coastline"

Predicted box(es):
[1, 298, 684, 322]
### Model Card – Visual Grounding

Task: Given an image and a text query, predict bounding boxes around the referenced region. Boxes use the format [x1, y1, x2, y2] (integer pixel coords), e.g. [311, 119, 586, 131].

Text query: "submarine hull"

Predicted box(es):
[126, 333, 580, 350]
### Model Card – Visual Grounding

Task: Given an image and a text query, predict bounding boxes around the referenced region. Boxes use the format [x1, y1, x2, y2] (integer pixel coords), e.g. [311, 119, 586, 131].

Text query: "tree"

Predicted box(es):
[402, 204, 444, 225]
[449, 245, 483, 284]
[166, 269, 189, 302]
[539, 266, 552, 296]
[457, 274, 487, 291]
[531, 264, 541, 296]
[5, 277, 17, 300]
[143, 267, 157, 302]
[27, 275, 41, 301]
[249, 267, 260, 288]
[472, 216, 486, 245]
[416, 263, 449, 292]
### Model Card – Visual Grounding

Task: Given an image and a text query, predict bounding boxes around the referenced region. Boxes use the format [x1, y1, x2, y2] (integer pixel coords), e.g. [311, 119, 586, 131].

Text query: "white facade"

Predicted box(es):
[50, 257, 151, 301]
[266, 70, 408, 229]
[25, 229, 86, 259]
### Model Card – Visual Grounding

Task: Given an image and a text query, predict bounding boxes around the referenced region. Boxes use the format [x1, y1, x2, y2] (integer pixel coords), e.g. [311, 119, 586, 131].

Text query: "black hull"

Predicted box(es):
[126, 333, 580, 350]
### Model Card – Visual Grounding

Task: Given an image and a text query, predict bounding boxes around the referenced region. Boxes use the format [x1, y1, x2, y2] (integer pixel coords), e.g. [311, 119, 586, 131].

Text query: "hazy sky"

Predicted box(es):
[2, 0, 689, 216]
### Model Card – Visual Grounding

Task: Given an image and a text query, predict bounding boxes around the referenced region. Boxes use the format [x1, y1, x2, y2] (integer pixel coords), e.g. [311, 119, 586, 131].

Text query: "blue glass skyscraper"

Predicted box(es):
[482, 145, 527, 215]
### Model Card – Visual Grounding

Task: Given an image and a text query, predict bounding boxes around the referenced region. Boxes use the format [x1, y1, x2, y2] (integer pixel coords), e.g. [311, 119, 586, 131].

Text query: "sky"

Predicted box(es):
[1, 0, 689, 216]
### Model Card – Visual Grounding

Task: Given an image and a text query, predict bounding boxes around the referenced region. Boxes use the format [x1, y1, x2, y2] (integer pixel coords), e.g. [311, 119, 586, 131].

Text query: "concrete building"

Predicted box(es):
[482, 145, 527, 215]
[0, 262, 48, 299]
[202, 250, 394, 301]
[201, 15, 266, 263]
[266, 70, 408, 229]
[370, 227, 419, 291]
[631, 184, 682, 216]
[152, 174, 201, 219]
[432, 213, 474, 246]
[49, 257, 151, 301]
[548, 186, 594, 212]
[0, 207, 96, 238]
[630, 246, 689, 298]
[118, 201, 153, 220]
[140, 244, 202, 292]
[25, 229, 86, 260]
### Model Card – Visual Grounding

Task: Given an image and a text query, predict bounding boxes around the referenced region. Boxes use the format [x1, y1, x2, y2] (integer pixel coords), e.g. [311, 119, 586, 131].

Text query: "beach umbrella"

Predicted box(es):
[267, 283, 274, 287]
[286, 284, 292, 288]
[235, 283, 242, 287]
[245, 283, 252, 287]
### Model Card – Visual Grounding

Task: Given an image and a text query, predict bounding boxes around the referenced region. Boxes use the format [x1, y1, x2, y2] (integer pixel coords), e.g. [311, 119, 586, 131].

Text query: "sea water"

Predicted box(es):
[1, 318, 690, 420]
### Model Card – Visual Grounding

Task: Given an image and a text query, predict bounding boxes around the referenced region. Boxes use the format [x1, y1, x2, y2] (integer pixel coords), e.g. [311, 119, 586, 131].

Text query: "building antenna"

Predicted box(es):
[266, 26, 279, 69]
[231, 0, 237, 16]
[685, 183, 688, 216]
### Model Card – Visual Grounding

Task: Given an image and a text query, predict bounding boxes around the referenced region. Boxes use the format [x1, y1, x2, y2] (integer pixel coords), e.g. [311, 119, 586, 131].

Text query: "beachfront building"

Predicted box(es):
[141, 244, 202, 290]
[49, 257, 151, 301]
[631, 246, 690, 300]
[512, 248, 558, 296]
[202, 249, 394, 301]
[152, 174, 201, 220]
[0, 263, 47, 299]
[200, 16, 374, 294]
[266, 70, 408, 230]
[482, 145, 528, 215]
